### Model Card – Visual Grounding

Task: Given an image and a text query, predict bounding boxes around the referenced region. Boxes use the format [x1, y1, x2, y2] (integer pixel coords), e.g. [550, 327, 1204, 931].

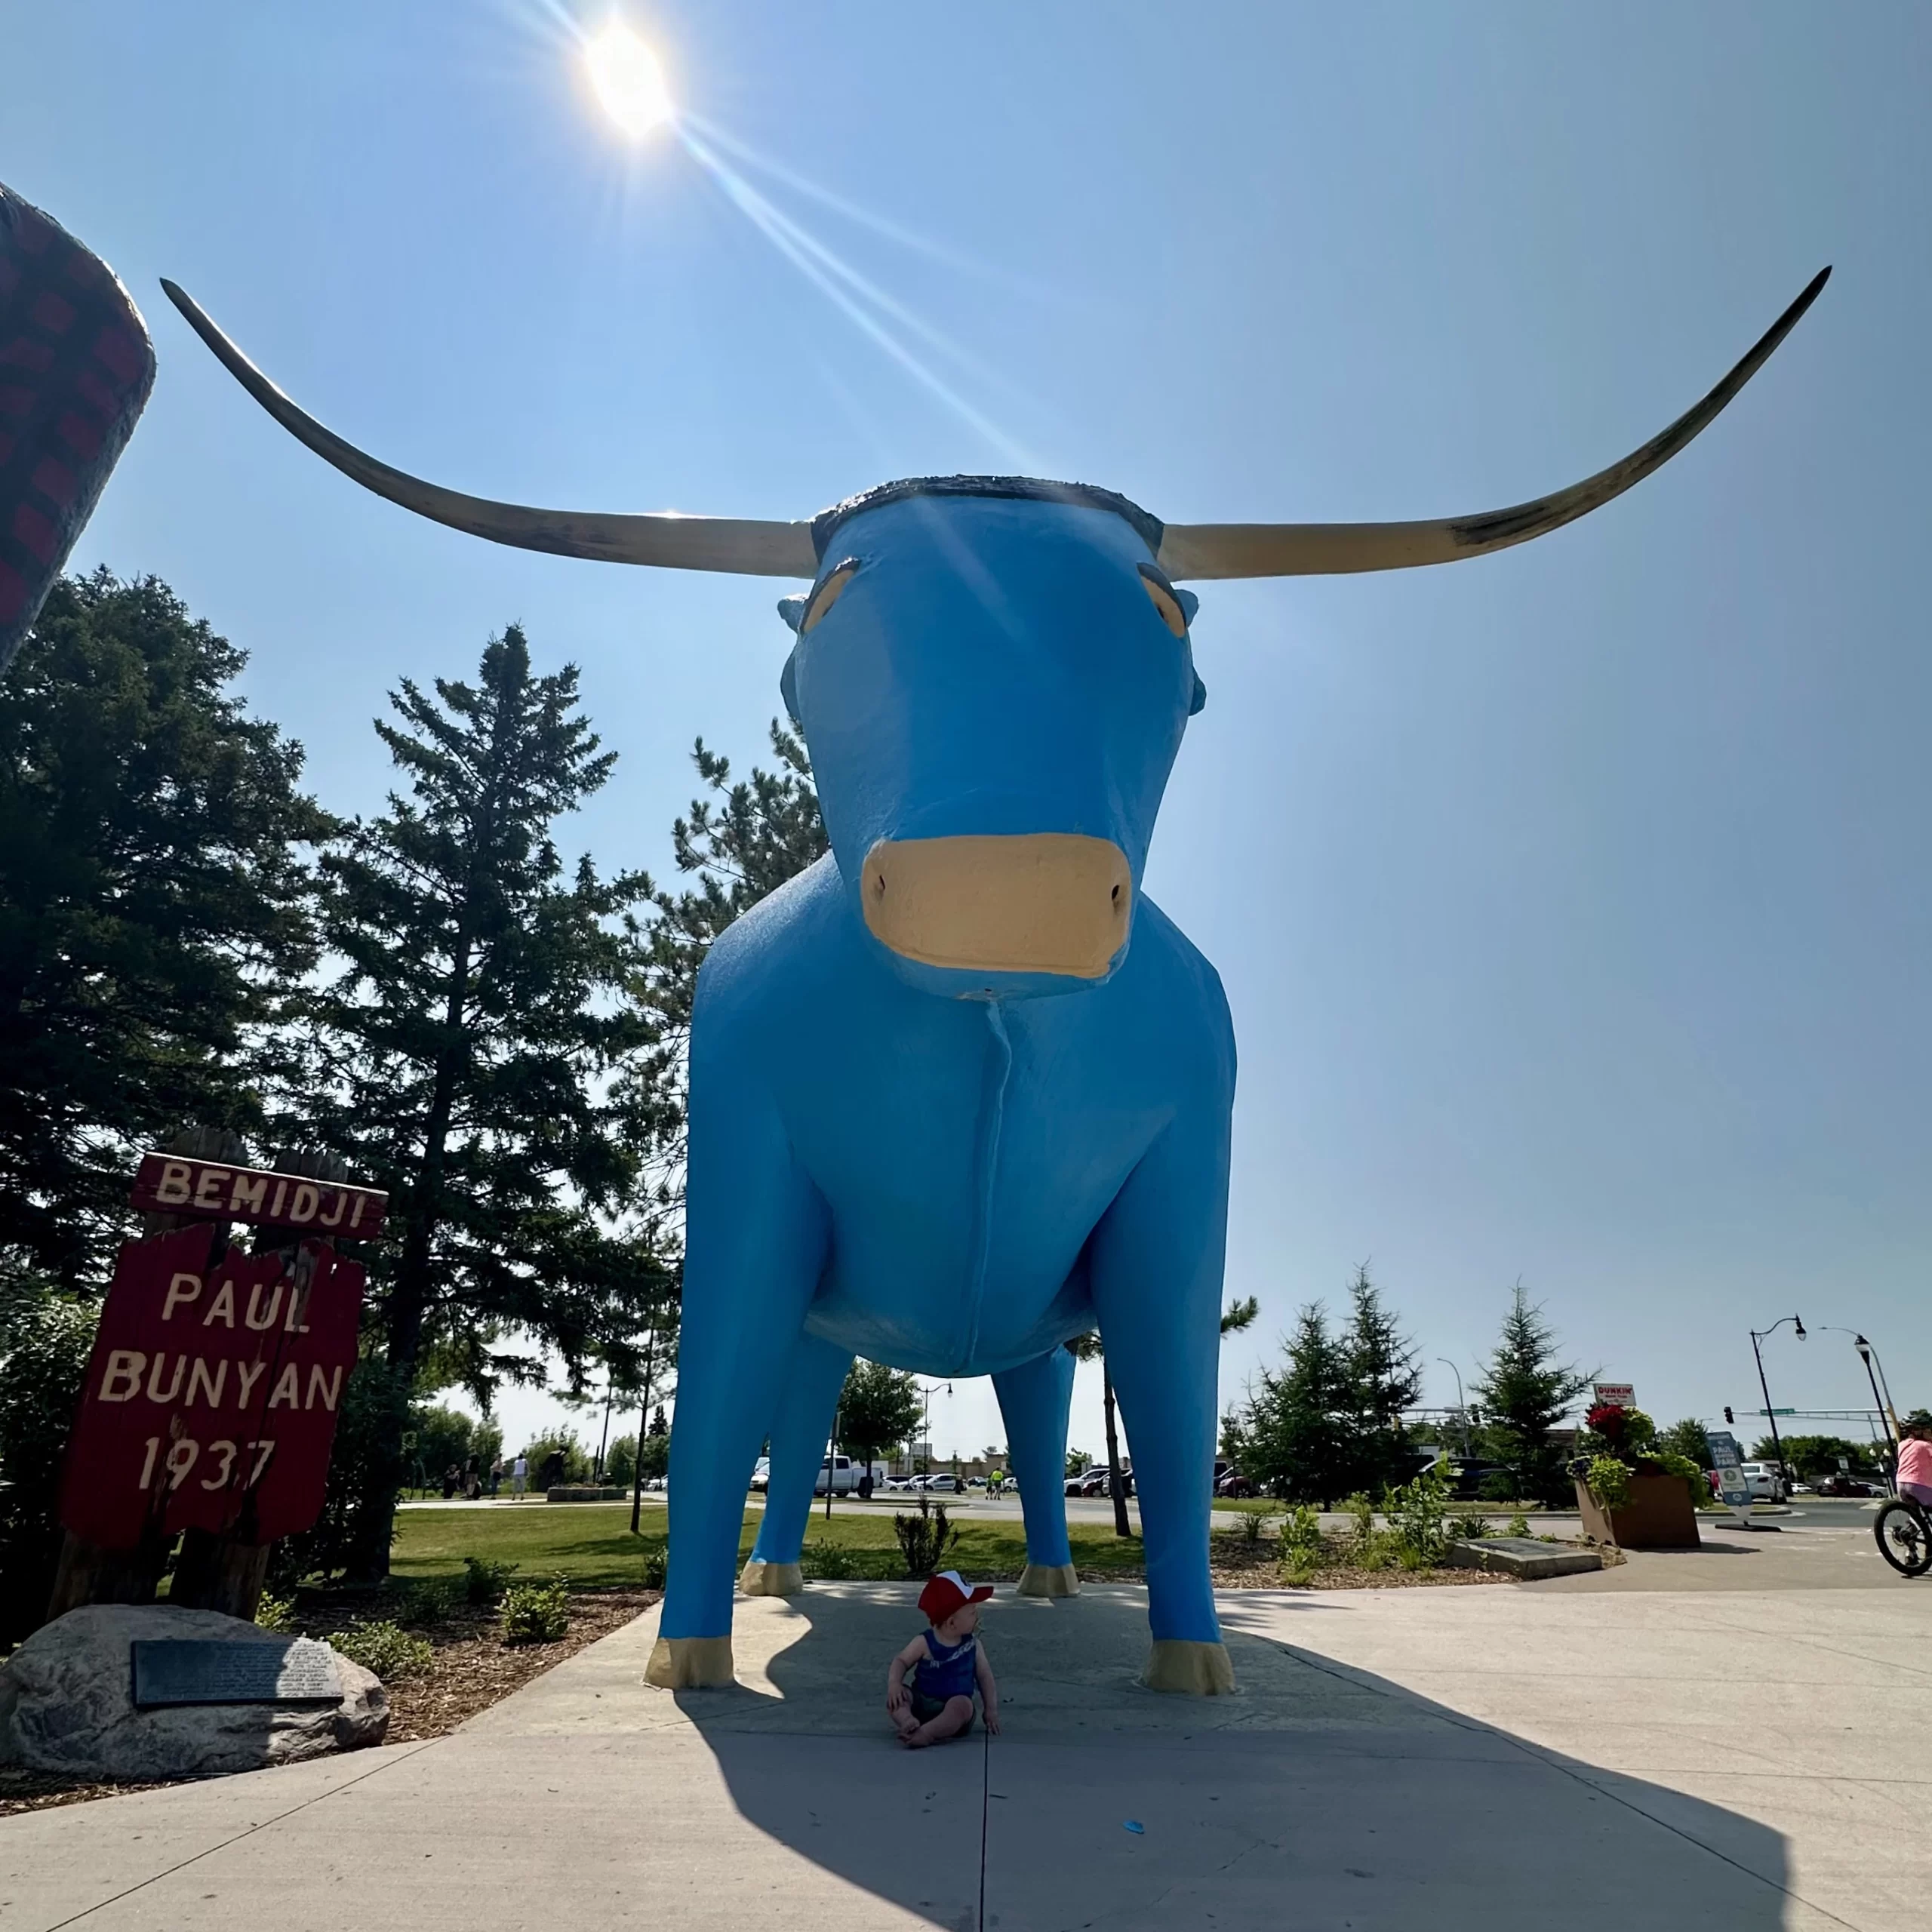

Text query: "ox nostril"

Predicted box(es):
[1111, 884, 1121, 909]
[873, 872, 885, 897]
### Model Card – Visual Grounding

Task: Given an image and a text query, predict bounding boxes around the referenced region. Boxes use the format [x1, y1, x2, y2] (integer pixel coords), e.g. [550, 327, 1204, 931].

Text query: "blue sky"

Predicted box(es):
[11, 3, 1927, 1460]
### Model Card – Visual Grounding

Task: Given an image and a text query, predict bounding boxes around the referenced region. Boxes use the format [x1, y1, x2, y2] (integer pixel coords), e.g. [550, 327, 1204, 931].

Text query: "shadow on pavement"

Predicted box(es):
[673, 1583, 1795, 1931]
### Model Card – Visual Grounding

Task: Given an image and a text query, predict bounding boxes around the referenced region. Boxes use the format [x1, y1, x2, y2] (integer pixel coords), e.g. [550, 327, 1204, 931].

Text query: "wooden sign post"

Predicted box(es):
[45, 1143, 384, 1624]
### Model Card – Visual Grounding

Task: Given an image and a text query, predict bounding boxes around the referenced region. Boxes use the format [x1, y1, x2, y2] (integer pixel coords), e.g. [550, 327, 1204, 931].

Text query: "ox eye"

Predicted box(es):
[801, 559, 861, 633]
[1137, 564, 1188, 638]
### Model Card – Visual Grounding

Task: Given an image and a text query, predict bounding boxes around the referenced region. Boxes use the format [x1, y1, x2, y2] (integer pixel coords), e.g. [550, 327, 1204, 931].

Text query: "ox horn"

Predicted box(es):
[1155, 267, 1829, 581]
[160, 280, 818, 577]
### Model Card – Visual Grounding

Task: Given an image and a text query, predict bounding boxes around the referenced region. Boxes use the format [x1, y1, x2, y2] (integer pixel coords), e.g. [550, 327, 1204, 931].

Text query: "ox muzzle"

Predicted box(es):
[860, 832, 1131, 980]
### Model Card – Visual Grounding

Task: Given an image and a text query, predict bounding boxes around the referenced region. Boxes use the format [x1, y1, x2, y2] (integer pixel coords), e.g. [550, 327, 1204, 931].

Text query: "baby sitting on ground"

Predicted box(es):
[885, 1571, 1001, 1748]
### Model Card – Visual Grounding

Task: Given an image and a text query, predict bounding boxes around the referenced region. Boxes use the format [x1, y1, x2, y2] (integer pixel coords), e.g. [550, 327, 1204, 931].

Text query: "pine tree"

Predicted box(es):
[1232, 1304, 1358, 1506]
[627, 722, 826, 1203]
[1472, 1283, 1594, 1505]
[0, 571, 331, 1282]
[1340, 1264, 1422, 1494]
[281, 626, 671, 1580]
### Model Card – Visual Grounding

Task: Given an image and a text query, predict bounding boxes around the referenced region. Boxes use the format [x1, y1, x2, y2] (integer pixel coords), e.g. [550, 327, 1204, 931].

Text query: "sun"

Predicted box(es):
[585, 19, 674, 139]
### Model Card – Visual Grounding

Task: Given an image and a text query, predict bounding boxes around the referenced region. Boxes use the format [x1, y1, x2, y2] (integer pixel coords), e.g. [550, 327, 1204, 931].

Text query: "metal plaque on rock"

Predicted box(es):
[131, 1637, 343, 1707]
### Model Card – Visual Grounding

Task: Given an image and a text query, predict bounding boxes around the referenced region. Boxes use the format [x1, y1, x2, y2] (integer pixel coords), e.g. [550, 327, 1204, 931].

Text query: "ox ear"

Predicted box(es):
[780, 649, 802, 728]
[1189, 672, 1208, 716]
[1174, 586, 1200, 626]
[777, 592, 808, 633]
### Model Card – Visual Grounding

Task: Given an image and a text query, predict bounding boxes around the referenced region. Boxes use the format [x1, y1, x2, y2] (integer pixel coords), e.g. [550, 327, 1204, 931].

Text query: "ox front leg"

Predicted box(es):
[648, 1068, 828, 1690]
[741, 1331, 854, 1596]
[1089, 1106, 1235, 1694]
[994, 1346, 1079, 1596]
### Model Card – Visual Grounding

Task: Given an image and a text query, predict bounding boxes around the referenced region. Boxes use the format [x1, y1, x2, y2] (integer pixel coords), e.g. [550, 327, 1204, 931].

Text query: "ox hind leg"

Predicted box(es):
[994, 1346, 1080, 1596]
[741, 1331, 854, 1596]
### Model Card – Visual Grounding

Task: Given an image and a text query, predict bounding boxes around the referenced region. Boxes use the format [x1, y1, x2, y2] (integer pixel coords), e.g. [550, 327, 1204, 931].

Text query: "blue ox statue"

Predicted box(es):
[167, 268, 1826, 1692]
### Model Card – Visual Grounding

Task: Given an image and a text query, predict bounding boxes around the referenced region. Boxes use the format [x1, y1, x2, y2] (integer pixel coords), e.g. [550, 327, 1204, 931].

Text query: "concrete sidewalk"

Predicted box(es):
[4, 1577, 1926, 1930]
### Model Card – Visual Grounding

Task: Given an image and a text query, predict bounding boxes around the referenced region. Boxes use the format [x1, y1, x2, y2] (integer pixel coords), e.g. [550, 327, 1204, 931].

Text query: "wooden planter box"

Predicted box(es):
[1574, 1470, 1701, 1549]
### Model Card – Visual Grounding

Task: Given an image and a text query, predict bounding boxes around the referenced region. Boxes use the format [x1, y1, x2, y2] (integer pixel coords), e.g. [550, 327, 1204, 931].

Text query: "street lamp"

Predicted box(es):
[1858, 1333, 1900, 1431]
[917, 1378, 952, 1478]
[1748, 1315, 1805, 1488]
[1856, 1333, 1900, 1489]
[1815, 1324, 1896, 1492]
[1437, 1358, 1470, 1454]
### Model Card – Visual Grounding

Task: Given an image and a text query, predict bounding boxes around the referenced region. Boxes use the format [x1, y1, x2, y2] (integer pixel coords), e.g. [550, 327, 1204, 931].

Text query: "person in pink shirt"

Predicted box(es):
[1895, 1411, 1932, 1506]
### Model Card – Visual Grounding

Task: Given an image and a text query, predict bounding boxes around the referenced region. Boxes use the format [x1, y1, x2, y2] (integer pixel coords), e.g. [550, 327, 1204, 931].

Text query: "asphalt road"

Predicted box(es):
[395, 1491, 1890, 1537]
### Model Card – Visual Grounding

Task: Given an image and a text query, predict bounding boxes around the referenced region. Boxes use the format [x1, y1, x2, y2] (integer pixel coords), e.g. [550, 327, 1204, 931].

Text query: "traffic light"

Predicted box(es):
[1724, 1406, 1735, 1426]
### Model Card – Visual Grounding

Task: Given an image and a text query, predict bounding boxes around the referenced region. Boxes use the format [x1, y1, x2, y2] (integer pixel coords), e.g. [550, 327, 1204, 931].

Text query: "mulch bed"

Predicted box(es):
[0, 1586, 658, 1817]
[1207, 1532, 1516, 1592]
[367, 1587, 658, 1742]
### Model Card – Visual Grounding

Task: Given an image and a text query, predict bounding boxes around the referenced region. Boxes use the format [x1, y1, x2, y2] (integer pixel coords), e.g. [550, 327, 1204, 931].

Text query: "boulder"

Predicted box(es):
[0, 1604, 388, 1779]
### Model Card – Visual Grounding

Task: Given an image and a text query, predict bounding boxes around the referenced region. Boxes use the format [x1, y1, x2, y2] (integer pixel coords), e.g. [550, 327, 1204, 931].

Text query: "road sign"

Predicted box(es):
[57, 1223, 365, 1549]
[1755, 1407, 1797, 1417]
[1704, 1429, 1754, 1526]
[1593, 1383, 1635, 1409]
[129, 1151, 387, 1239]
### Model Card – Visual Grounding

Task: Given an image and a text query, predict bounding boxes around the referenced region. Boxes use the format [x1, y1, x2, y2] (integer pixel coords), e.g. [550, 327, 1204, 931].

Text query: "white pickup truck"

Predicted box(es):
[749, 1454, 888, 1495]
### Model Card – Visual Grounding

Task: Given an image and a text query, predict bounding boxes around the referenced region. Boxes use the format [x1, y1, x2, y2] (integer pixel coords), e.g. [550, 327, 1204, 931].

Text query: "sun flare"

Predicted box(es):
[585, 20, 673, 139]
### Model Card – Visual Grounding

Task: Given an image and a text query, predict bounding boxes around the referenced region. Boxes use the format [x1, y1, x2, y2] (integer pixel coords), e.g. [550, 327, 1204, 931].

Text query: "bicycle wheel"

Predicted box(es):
[1874, 1502, 1932, 1576]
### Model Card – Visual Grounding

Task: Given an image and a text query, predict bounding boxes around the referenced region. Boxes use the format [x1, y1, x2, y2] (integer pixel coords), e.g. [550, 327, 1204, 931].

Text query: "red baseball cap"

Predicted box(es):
[918, 1571, 994, 1622]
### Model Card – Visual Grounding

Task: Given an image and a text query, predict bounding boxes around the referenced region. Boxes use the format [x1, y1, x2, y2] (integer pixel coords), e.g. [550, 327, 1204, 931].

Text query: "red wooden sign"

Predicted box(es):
[57, 1224, 365, 1549]
[128, 1152, 387, 1239]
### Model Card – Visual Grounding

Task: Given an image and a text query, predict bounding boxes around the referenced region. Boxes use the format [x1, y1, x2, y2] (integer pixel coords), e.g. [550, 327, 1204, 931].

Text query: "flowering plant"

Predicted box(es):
[1584, 1402, 1630, 1444]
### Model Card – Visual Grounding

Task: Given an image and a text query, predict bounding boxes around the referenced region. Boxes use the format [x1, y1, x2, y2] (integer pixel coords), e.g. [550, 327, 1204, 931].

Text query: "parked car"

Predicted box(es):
[1432, 1458, 1507, 1502]
[1214, 1468, 1257, 1498]
[1814, 1473, 1881, 1498]
[1739, 1462, 1787, 1503]
[922, 1473, 964, 1493]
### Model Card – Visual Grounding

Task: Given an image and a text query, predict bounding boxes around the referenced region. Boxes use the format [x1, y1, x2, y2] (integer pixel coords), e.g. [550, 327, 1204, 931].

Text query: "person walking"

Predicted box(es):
[488, 1457, 503, 1498]
[511, 1453, 528, 1500]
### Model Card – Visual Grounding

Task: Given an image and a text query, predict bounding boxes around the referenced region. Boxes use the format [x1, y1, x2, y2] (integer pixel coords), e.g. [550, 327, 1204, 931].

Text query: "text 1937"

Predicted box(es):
[136, 1435, 277, 1493]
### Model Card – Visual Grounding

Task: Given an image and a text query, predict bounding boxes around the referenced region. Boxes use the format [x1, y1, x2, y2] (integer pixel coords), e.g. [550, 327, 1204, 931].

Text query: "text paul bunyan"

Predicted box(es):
[89, 1264, 344, 1415]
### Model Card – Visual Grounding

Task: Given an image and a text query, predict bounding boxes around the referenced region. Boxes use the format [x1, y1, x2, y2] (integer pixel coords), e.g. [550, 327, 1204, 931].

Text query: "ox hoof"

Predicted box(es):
[645, 1635, 736, 1689]
[739, 1558, 804, 1598]
[1017, 1562, 1081, 1598]
[1142, 1639, 1236, 1696]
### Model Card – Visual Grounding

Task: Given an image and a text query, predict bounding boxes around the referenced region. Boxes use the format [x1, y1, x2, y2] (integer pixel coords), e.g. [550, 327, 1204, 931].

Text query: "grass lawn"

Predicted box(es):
[390, 1500, 1150, 1590]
